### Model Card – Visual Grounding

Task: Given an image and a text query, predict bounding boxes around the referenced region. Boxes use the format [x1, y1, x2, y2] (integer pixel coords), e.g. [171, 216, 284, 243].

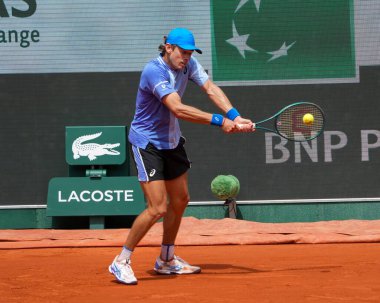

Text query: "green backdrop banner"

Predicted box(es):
[47, 177, 145, 216]
[211, 0, 356, 83]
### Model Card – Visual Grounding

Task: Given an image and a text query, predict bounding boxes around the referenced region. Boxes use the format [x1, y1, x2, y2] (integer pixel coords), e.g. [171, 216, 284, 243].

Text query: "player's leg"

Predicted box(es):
[154, 174, 201, 274]
[160, 136, 191, 247]
[125, 180, 168, 249]
[161, 172, 189, 246]
[153, 138, 201, 274]
[123, 143, 168, 249]
[109, 143, 167, 284]
[109, 181, 168, 285]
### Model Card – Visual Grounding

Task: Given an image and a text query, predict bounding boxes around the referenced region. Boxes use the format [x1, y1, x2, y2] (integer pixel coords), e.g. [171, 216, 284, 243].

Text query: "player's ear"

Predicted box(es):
[165, 44, 173, 54]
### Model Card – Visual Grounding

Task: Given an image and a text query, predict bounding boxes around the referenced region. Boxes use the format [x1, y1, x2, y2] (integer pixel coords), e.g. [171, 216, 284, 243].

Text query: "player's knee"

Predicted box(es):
[180, 192, 190, 206]
[171, 193, 190, 215]
[184, 195, 190, 209]
[147, 204, 167, 220]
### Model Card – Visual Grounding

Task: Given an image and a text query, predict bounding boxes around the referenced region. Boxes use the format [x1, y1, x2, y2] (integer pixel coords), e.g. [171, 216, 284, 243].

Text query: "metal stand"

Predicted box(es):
[87, 167, 106, 229]
[224, 197, 237, 219]
[89, 216, 105, 229]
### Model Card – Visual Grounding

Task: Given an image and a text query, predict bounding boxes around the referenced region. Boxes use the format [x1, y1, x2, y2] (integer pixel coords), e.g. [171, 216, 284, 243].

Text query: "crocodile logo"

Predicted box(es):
[72, 132, 120, 161]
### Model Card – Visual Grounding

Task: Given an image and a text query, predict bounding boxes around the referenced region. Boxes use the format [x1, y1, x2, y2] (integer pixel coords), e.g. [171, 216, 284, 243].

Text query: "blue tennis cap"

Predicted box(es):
[166, 28, 202, 54]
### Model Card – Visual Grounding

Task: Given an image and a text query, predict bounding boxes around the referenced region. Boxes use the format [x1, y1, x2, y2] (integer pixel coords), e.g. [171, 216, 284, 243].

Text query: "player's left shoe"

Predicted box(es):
[154, 255, 201, 275]
[108, 256, 138, 285]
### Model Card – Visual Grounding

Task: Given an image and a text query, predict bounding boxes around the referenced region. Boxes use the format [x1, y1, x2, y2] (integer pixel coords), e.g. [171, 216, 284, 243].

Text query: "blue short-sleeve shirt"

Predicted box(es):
[129, 55, 209, 150]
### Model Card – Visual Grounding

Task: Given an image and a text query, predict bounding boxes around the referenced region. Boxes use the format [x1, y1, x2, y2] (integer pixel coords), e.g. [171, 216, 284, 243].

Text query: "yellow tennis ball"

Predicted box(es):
[303, 113, 314, 125]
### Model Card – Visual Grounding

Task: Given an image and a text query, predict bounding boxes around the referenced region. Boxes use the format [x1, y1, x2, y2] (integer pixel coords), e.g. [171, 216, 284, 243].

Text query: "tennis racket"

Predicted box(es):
[242, 102, 325, 141]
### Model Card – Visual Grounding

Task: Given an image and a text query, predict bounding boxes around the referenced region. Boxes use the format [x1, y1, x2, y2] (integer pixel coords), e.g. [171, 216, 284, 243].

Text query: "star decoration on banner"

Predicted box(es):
[235, 0, 262, 13]
[227, 0, 296, 63]
[226, 21, 258, 59]
[267, 41, 296, 62]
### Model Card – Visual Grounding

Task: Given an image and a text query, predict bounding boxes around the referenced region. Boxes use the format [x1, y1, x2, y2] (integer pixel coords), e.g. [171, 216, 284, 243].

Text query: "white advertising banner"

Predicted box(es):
[0, 0, 210, 73]
[0, 0, 378, 77]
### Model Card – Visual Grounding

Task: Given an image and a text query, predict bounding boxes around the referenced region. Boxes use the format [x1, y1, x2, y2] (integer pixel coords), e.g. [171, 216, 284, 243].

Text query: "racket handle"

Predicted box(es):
[237, 123, 255, 131]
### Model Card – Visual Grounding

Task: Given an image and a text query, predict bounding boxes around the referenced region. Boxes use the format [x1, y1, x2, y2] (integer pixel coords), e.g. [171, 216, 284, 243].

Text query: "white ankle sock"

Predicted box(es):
[117, 246, 133, 262]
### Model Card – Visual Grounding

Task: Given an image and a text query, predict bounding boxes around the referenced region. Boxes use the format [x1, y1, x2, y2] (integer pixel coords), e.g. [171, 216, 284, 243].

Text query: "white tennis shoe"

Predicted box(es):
[154, 255, 201, 275]
[109, 256, 138, 285]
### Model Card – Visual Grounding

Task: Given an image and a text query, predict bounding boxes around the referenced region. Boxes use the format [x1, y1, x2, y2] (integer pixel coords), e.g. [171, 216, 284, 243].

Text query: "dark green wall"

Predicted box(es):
[2, 201, 380, 229]
[1, 67, 380, 207]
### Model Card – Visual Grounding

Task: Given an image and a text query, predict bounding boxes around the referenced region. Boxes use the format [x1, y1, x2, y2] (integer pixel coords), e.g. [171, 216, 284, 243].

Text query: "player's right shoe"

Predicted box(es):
[154, 255, 201, 275]
[108, 256, 138, 285]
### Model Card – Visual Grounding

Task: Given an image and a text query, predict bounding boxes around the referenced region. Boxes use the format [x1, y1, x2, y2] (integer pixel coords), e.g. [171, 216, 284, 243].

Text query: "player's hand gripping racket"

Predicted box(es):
[242, 102, 325, 141]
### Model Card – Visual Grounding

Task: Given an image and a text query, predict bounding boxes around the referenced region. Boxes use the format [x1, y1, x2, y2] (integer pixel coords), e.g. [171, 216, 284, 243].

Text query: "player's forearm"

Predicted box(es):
[163, 92, 214, 125]
[202, 80, 254, 126]
[172, 103, 213, 125]
[202, 80, 233, 113]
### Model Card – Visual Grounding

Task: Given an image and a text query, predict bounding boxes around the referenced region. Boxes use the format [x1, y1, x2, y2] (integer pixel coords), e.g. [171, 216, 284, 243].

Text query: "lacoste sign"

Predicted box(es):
[47, 177, 145, 216]
[58, 189, 134, 203]
[72, 132, 121, 161]
[66, 126, 126, 165]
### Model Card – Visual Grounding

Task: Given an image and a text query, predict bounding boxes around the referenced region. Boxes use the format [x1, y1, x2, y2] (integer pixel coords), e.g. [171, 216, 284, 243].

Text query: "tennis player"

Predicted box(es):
[109, 28, 254, 285]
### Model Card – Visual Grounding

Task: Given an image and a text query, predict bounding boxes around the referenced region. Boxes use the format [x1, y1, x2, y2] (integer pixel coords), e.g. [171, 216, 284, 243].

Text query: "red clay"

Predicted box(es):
[1, 244, 380, 303]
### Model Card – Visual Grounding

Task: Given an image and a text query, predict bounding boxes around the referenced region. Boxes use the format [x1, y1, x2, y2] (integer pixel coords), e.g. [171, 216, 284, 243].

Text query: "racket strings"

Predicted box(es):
[276, 104, 324, 141]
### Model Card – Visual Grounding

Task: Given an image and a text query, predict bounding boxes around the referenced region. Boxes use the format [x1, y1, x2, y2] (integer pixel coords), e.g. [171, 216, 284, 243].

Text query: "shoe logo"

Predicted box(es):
[149, 169, 156, 177]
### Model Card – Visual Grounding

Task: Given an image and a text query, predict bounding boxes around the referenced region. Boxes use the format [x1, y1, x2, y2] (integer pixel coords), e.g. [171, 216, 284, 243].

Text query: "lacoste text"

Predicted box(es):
[58, 190, 134, 203]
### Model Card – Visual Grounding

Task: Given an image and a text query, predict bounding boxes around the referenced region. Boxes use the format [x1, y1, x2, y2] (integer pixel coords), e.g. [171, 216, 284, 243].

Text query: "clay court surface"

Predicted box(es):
[2, 218, 380, 302]
[1, 244, 380, 303]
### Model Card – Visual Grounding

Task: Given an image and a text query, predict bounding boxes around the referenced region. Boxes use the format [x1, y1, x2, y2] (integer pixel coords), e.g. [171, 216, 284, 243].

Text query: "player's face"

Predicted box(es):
[166, 45, 193, 70]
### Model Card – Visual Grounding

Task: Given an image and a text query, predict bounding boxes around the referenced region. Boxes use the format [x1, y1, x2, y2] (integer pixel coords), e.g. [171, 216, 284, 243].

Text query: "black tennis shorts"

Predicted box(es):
[131, 137, 191, 182]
